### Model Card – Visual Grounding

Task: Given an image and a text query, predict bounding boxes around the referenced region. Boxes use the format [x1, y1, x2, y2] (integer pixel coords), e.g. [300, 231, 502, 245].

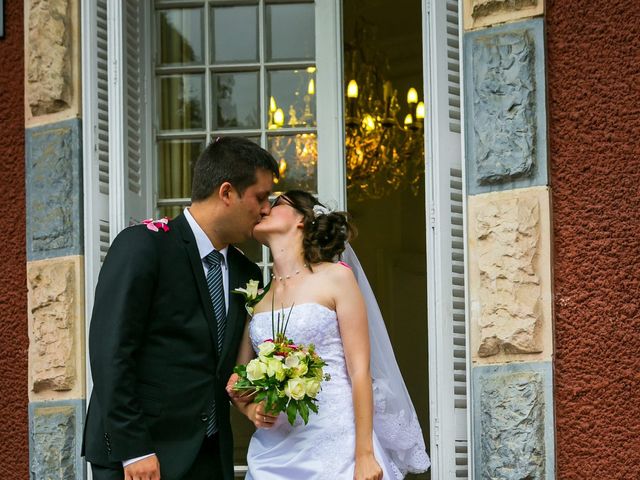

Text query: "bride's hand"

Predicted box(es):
[247, 401, 279, 429]
[354, 453, 383, 480]
[226, 373, 254, 402]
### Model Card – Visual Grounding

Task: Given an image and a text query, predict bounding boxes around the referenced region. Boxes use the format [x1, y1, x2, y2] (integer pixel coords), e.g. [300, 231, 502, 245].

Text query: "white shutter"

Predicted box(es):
[108, 0, 150, 233]
[424, 0, 470, 478]
[315, 0, 346, 209]
[96, 0, 111, 262]
[82, 0, 112, 403]
[83, 0, 150, 294]
[83, 0, 111, 292]
[83, 0, 151, 401]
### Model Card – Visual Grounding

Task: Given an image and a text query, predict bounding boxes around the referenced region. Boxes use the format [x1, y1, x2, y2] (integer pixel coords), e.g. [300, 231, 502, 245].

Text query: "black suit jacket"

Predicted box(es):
[82, 214, 260, 480]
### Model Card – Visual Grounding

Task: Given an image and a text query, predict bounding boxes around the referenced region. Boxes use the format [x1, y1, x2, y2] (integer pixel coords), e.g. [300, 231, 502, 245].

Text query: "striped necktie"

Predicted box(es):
[204, 249, 226, 437]
[205, 250, 226, 353]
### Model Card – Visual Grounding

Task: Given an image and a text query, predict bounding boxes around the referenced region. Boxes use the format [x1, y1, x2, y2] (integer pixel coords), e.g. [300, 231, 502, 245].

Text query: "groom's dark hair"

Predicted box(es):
[191, 136, 279, 202]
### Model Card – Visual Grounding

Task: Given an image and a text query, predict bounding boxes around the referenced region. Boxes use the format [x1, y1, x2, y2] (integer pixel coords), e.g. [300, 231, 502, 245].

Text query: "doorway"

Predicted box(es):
[343, 1, 430, 479]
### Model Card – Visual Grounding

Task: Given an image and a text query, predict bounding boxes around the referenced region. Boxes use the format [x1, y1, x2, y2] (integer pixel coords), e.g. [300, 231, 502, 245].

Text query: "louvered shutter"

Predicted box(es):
[84, 0, 149, 289]
[81, 0, 111, 399]
[425, 0, 470, 478]
[83, 0, 111, 297]
[108, 0, 150, 233]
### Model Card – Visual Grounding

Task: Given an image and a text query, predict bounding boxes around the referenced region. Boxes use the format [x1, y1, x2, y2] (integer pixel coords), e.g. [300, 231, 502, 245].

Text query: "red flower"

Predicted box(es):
[142, 217, 170, 232]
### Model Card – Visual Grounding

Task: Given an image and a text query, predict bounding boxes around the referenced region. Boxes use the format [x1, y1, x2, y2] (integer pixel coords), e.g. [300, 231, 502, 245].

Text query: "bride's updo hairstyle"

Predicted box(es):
[281, 190, 356, 264]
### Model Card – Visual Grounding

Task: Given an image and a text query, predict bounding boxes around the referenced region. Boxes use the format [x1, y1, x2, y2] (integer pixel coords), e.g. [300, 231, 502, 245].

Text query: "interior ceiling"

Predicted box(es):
[342, 0, 423, 84]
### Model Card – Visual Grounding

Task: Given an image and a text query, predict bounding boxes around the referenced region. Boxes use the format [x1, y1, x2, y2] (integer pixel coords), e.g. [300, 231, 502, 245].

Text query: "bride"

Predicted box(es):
[228, 190, 430, 479]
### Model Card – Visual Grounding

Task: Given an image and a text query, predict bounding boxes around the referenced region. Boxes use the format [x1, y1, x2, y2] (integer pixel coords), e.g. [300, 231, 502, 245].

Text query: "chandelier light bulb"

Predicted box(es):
[407, 87, 418, 105]
[347, 80, 359, 99]
[416, 101, 425, 120]
[270, 96, 277, 113]
[278, 158, 287, 176]
[274, 108, 285, 127]
[363, 114, 376, 132]
[404, 113, 413, 126]
[308, 79, 315, 95]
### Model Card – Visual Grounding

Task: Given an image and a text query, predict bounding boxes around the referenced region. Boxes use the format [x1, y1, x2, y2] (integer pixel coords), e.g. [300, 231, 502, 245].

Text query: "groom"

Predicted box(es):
[82, 137, 279, 480]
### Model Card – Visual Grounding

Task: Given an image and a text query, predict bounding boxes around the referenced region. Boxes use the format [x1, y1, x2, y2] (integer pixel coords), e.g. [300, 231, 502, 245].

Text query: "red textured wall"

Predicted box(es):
[0, 0, 28, 478]
[547, 0, 640, 477]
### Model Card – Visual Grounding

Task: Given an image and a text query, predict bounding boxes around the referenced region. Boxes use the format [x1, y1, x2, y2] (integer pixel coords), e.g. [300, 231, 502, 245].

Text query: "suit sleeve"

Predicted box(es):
[88, 226, 159, 461]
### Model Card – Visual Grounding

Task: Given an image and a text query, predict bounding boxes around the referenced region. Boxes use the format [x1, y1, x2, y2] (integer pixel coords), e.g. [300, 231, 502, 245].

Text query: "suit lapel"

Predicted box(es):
[174, 214, 219, 361]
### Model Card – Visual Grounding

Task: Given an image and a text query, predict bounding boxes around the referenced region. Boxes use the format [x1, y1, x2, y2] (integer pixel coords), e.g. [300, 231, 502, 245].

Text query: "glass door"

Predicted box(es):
[151, 1, 343, 474]
[342, 1, 430, 478]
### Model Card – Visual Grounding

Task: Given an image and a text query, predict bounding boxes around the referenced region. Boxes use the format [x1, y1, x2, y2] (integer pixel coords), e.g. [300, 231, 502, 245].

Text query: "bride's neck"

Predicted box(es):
[269, 236, 307, 279]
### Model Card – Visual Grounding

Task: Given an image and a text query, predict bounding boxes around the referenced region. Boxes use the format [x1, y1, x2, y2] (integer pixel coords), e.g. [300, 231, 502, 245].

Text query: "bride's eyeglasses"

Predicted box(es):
[270, 195, 294, 209]
[270, 195, 306, 215]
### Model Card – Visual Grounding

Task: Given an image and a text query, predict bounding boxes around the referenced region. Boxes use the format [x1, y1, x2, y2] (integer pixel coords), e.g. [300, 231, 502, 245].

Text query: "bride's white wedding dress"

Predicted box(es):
[245, 303, 426, 479]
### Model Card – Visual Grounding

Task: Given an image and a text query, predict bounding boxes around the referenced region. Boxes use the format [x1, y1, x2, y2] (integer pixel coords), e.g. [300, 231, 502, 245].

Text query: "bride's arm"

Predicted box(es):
[333, 265, 383, 480]
[227, 319, 255, 401]
[227, 319, 279, 429]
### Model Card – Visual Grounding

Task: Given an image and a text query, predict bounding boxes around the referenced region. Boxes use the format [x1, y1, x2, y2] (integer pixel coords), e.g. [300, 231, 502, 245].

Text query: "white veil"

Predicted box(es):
[341, 244, 431, 477]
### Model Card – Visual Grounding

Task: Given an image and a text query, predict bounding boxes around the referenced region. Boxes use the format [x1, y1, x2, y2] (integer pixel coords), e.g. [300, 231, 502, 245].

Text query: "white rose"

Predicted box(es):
[284, 378, 307, 400]
[284, 354, 300, 369]
[246, 280, 260, 300]
[258, 341, 276, 357]
[294, 362, 308, 377]
[304, 378, 322, 398]
[266, 358, 285, 381]
[246, 358, 267, 381]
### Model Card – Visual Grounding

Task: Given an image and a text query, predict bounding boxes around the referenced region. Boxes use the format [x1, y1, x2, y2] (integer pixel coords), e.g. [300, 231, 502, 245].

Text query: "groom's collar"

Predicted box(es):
[183, 207, 228, 266]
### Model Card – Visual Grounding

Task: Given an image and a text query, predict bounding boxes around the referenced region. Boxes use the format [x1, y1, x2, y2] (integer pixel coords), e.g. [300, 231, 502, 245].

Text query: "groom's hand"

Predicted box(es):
[124, 454, 160, 480]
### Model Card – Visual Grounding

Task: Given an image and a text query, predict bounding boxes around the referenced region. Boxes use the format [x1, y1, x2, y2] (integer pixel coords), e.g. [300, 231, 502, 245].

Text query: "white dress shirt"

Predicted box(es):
[183, 207, 230, 310]
[123, 209, 229, 468]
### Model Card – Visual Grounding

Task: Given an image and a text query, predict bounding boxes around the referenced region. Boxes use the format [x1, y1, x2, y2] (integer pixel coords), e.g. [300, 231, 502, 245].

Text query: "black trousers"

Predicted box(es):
[91, 435, 224, 480]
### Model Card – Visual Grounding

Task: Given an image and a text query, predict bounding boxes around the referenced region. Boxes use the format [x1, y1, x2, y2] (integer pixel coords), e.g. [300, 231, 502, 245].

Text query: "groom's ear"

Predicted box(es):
[218, 182, 234, 205]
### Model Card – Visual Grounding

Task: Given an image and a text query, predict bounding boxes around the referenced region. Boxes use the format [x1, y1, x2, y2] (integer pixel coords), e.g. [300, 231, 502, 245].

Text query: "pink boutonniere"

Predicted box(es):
[142, 217, 170, 232]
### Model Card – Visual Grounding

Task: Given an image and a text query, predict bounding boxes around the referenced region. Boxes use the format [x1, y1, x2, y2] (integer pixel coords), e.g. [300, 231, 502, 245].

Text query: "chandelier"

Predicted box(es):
[267, 67, 318, 190]
[344, 22, 425, 201]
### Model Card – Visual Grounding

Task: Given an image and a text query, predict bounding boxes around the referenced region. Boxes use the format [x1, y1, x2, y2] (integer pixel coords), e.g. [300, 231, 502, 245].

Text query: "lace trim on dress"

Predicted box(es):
[373, 382, 431, 477]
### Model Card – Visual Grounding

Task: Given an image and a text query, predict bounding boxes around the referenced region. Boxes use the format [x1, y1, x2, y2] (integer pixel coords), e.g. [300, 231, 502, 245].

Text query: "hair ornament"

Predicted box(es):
[313, 204, 330, 218]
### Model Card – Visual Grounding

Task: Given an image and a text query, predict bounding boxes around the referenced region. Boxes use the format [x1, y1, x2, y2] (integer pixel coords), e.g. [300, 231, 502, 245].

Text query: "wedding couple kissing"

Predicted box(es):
[82, 136, 430, 480]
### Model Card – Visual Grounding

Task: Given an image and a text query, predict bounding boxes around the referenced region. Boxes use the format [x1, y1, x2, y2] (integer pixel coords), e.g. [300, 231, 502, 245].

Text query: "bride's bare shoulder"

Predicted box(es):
[313, 261, 355, 284]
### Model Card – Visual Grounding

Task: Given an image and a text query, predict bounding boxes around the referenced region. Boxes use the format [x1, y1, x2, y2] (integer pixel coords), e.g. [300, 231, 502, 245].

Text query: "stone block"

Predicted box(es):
[464, 19, 548, 194]
[464, 0, 544, 31]
[26, 0, 81, 123]
[468, 187, 553, 364]
[472, 362, 555, 479]
[26, 118, 83, 261]
[28, 255, 85, 401]
[29, 399, 86, 480]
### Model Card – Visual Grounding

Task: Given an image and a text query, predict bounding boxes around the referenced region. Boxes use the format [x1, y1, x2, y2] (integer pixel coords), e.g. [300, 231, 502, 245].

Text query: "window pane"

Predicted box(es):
[267, 69, 316, 129]
[212, 72, 260, 130]
[159, 75, 205, 131]
[268, 133, 317, 193]
[211, 5, 259, 64]
[158, 139, 205, 200]
[158, 8, 204, 66]
[159, 205, 186, 220]
[266, 3, 315, 61]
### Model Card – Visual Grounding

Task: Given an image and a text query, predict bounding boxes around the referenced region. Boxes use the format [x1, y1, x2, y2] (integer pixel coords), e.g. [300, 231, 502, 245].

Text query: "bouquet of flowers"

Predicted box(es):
[232, 301, 330, 425]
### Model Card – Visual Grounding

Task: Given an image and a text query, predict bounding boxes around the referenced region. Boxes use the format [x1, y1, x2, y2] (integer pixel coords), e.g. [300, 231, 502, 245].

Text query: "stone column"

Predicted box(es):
[25, 0, 86, 478]
[462, 2, 556, 478]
